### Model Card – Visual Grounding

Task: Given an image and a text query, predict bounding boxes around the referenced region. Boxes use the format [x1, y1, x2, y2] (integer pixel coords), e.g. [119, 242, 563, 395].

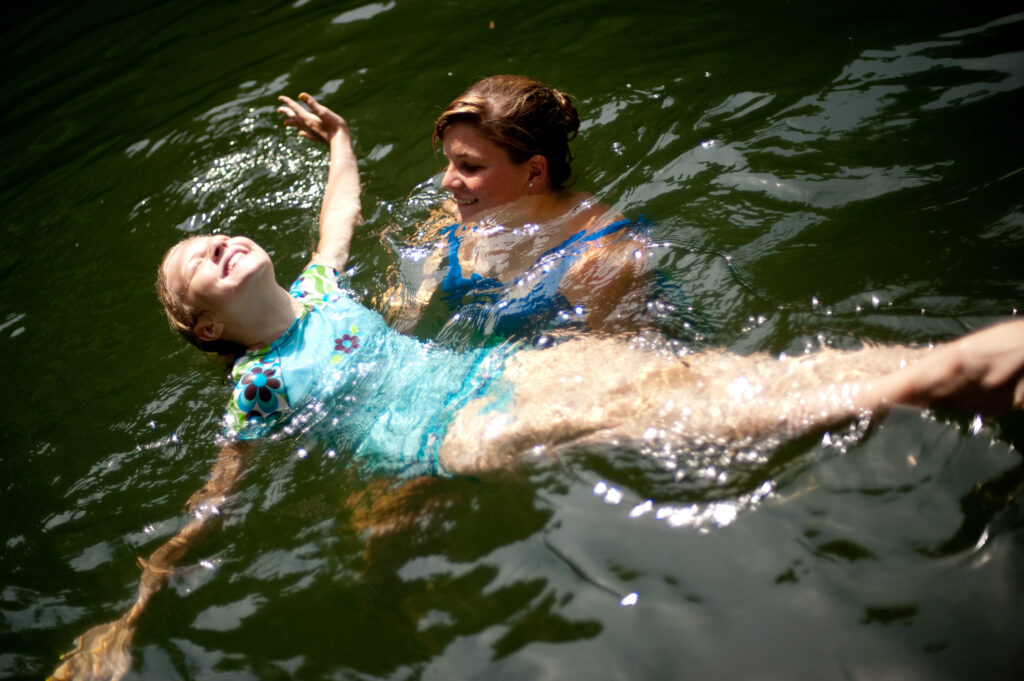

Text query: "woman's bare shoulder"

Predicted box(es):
[562, 191, 624, 231]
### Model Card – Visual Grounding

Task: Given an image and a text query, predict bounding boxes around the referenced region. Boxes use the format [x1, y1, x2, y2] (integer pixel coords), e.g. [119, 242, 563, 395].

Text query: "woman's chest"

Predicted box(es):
[453, 228, 575, 284]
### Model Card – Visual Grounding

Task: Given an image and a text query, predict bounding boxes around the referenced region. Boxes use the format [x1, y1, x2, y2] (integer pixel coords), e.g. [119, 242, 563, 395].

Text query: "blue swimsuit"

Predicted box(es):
[439, 218, 638, 337]
[225, 265, 509, 476]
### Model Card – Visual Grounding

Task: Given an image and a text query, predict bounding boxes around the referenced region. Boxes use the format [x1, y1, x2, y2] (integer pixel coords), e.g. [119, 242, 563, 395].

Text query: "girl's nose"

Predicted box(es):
[208, 237, 226, 262]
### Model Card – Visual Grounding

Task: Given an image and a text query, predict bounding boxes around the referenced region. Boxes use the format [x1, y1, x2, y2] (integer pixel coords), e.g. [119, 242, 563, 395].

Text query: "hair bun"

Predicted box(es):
[551, 88, 580, 138]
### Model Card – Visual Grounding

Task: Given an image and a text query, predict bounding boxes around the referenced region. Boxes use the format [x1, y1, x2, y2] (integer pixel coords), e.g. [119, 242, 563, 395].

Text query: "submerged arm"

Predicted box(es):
[559, 237, 652, 333]
[278, 93, 363, 272]
[50, 441, 255, 681]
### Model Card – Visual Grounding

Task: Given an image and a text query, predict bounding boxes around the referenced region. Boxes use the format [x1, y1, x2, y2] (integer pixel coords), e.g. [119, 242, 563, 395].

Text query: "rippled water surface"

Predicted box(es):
[2, 1, 1023, 679]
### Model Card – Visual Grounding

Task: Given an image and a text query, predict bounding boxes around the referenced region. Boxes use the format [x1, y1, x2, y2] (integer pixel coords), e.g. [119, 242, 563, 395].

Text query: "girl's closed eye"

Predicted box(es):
[187, 256, 201, 286]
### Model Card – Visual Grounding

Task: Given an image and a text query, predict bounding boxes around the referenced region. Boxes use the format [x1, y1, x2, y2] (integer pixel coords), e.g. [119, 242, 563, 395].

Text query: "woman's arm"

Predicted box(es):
[379, 206, 459, 333]
[278, 93, 363, 273]
[559, 236, 652, 333]
[50, 441, 255, 681]
[383, 249, 446, 334]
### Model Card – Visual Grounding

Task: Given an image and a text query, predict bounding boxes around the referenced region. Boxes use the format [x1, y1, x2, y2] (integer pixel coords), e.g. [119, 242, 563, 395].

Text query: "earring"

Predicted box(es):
[528, 182, 534, 188]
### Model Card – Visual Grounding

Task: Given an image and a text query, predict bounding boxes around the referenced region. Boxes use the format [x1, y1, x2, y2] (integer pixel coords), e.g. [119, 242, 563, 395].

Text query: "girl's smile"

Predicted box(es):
[162, 234, 304, 350]
[223, 246, 248, 278]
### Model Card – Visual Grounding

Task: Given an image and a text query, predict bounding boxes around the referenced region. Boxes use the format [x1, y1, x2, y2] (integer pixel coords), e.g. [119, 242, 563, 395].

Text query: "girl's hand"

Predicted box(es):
[277, 92, 350, 145]
[49, 617, 133, 681]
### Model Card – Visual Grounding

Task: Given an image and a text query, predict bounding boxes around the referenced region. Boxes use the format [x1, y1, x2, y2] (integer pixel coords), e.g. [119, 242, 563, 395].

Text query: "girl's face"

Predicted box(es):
[163, 234, 272, 323]
[441, 122, 533, 222]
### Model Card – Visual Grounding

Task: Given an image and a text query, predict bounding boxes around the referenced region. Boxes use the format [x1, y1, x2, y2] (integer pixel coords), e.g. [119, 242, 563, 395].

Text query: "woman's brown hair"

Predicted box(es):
[433, 75, 580, 190]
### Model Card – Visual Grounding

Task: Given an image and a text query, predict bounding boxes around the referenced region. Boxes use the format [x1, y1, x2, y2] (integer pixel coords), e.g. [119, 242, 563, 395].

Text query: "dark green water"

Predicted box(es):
[3, 1, 1024, 678]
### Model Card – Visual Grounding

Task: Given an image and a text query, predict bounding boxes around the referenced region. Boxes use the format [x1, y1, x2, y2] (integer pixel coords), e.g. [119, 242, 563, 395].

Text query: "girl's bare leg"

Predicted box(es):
[439, 321, 1024, 475]
[865, 320, 1024, 414]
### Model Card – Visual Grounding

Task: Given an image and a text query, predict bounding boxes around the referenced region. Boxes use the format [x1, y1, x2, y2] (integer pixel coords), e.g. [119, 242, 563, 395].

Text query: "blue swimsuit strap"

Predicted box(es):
[534, 217, 633, 262]
[441, 218, 634, 295]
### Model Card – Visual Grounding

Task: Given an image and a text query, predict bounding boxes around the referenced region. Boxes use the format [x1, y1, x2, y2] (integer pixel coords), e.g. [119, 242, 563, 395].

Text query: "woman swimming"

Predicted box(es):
[51, 93, 1024, 681]
[278, 75, 651, 337]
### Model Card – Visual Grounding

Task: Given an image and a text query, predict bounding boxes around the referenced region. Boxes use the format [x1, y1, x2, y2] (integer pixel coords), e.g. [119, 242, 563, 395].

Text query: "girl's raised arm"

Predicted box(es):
[278, 93, 363, 273]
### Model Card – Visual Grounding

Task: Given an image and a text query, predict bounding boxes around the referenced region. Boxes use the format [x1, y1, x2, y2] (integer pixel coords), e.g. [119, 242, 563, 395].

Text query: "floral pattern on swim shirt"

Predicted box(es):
[333, 324, 360, 361]
[229, 356, 288, 431]
[226, 263, 365, 438]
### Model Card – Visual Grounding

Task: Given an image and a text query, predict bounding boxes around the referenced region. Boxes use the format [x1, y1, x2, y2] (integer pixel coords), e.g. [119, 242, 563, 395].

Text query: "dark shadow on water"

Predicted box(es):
[926, 413, 1024, 557]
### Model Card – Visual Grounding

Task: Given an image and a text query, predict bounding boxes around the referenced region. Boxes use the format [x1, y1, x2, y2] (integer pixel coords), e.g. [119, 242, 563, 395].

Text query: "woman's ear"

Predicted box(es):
[194, 313, 224, 343]
[526, 154, 549, 189]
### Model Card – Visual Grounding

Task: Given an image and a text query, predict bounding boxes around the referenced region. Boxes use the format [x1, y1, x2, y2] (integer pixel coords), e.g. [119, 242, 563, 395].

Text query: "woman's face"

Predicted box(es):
[441, 122, 533, 223]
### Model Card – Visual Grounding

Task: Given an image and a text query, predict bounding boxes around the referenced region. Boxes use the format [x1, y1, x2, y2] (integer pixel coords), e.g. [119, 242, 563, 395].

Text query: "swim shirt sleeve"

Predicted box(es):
[224, 263, 344, 440]
[289, 263, 343, 302]
[224, 353, 289, 439]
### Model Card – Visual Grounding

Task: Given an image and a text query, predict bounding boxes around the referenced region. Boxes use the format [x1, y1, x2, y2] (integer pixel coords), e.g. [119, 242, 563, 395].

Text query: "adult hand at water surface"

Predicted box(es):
[277, 92, 350, 145]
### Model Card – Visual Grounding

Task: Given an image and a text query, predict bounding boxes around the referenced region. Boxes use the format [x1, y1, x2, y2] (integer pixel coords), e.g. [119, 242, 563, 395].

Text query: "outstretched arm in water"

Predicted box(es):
[50, 441, 254, 681]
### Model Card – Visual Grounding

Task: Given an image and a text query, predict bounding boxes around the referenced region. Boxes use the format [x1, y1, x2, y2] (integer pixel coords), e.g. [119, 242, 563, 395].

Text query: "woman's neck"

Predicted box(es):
[473, 190, 593, 235]
[520, 189, 583, 225]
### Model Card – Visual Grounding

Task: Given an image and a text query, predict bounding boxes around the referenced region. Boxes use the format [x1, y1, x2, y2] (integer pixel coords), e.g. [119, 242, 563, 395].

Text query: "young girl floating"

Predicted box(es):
[52, 92, 1024, 681]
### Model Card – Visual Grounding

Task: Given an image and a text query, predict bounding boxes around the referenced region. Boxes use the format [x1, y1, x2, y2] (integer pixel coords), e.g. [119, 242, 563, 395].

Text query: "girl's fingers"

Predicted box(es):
[300, 93, 332, 119]
[278, 92, 338, 144]
[279, 95, 316, 122]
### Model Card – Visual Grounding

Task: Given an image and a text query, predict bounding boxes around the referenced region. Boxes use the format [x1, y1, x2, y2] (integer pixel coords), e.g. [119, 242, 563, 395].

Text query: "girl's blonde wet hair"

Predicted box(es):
[434, 75, 580, 190]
